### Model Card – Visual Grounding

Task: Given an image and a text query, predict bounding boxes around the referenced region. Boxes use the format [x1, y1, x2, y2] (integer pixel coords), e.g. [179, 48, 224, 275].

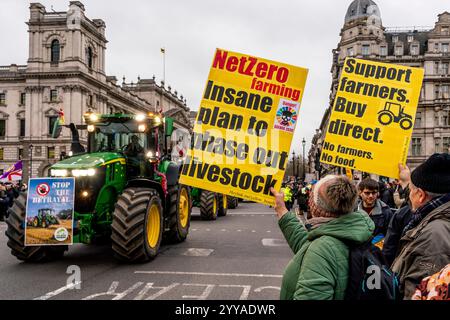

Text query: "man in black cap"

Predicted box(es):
[392, 153, 450, 299]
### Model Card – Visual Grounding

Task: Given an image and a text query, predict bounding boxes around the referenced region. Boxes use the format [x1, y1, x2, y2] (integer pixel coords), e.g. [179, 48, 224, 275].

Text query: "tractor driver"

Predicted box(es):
[124, 135, 145, 176]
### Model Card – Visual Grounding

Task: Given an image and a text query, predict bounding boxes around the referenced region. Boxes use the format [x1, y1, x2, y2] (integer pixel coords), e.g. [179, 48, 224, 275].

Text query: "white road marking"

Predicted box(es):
[251, 230, 256, 233]
[219, 284, 252, 300]
[254, 286, 281, 293]
[191, 228, 198, 231]
[34, 281, 82, 300]
[182, 283, 215, 300]
[83, 281, 143, 300]
[134, 271, 282, 278]
[266, 230, 272, 233]
[182, 248, 214, 256]
[261, 238, 289, 247]
[237, 229, 242, 232]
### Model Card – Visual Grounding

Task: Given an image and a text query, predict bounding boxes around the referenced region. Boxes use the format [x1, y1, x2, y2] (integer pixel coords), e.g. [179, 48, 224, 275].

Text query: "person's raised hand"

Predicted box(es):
[270, 187, 289, 219]
[398, 163, 411, 188]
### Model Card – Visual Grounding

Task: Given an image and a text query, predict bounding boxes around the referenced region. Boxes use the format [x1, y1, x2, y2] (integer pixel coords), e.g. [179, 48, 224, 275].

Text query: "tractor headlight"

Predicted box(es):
[87, 125, 95, 132]
[72, 168, 96, 177]
[50, 169, 68, 177]
[146, 151, 154, 158]
[89, 114, 98, 122]
[138, 124, 146, 132]
[135, 114, 146, 122]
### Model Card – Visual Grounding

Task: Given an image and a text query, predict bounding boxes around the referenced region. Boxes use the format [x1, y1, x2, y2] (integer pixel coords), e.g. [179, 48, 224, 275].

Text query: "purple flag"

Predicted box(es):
[0, 160, 22, 181]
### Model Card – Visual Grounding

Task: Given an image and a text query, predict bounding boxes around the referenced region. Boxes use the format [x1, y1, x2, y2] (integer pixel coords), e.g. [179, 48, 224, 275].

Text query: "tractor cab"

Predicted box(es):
[84, 113, 168, 178]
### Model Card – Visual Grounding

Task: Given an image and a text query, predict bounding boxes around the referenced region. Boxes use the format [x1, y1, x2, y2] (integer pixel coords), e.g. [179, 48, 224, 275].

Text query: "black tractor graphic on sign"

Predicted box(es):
[377, 102, 413, 130]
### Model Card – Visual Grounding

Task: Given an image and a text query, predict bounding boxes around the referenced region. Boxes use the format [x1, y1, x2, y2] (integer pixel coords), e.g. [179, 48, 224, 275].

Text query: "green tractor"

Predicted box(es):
[28, 208, 60, 228]
[190, 188, 238, 220]
[6, 112, 191, 262]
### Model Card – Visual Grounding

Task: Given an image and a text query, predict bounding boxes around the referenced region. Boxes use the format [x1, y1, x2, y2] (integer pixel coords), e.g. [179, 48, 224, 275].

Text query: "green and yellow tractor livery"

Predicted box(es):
[6, 112, 191, 262]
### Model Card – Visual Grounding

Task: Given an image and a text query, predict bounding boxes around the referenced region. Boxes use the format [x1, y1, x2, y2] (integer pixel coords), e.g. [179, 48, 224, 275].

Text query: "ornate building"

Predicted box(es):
[309, 0, 450, 179]
[0, 2, 191, 179]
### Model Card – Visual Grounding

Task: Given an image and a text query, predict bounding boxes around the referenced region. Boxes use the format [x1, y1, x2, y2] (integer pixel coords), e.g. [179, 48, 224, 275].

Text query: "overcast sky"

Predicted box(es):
[1, 0, 448, 155]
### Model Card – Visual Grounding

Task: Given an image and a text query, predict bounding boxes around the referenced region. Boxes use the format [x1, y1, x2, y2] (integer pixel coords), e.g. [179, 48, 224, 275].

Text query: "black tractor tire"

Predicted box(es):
[227, 196, 239, 209]
[111, 187, 163, 262]
[200, 190, 218, 220]
[400, 118, 413, 130]
[218, 194, 228, 217]
[5, 193, 67, 262]
[164, 184, 191, 244]
[378, 112, 393, 126]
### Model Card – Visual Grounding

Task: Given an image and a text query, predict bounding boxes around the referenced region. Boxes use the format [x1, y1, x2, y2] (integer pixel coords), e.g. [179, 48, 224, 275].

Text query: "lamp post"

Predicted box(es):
[302, 138, 306, 180]
[29, 144, 33, 179]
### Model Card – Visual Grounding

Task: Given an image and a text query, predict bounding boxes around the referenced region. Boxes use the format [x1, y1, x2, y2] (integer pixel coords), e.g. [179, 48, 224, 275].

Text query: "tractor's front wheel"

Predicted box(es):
[200, 191, 218, 220]
[111, 187, 163, 262]
[227, 196, 239, 209]
[164, 184, 191, 243]
[5, 193, 67, 262]
[400, 118, 413, 130]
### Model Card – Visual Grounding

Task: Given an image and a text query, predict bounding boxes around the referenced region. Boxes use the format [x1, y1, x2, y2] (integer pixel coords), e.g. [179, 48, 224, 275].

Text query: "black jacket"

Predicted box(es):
[357, 199, 393, 237]
[382, 205, 413, 267]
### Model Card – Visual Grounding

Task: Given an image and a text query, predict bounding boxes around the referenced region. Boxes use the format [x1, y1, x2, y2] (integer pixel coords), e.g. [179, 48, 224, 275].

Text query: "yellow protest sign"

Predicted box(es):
[179, 49, 308, 206]
[321, 58, 424, 178]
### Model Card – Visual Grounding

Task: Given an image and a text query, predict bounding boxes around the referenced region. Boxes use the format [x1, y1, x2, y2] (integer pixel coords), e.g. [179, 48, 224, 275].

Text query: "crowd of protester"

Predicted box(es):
[273, 152, 450, 300]
[0, 182, 26, 222]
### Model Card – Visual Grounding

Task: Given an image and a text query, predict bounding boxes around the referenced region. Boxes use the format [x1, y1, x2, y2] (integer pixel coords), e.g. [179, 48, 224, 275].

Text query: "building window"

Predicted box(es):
[435, 62, 440, 74]
[411, 138, 422, 156]
[0, 93, 5, 105]
[443, 63, 449, 75]
[435, 112, 440, 126]
[19, 92, 26, 105]
[362, 44, 370, 56]
[392, 35, 399, 43]
[415, 112, 422, 128]
[0, 148, 3, 160]
[435, 138, 441, 153]
[395, 45, 403, 56]
[443, 111, 449, 126]
[0, 119, 5, 138]
[19, 119, 25, 137]
[18, 148, 23, 160]
[445, 110, 450, 126]
[443, 43, 449, 53]
[411, 45, 419, 56]
[87, 47, 93, 69]
[380, 46, 387, 56]
[434, 42, 439, 52]
[88, 95, 93, 107]
[443, 137, 450, 153]
[435, 85, 441, 99]
[47, 147, 55, 159]
[443, 27, 449, 36]
[50, 89, 58, 102]
[346, 47, 354, 57]
[48, 116, 57, 134]
[51, 39, 60, 63]
[443, 85, 449, 99]
[407, 35, 414, 42]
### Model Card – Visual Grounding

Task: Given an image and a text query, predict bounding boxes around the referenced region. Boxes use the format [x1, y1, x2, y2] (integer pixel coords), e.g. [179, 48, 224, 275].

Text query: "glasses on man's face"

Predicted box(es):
[363, 191, 378, 196]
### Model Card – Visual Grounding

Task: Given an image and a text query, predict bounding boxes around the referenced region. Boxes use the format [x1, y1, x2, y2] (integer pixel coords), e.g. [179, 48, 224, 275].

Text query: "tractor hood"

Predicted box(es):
[51, 152, 125, 169]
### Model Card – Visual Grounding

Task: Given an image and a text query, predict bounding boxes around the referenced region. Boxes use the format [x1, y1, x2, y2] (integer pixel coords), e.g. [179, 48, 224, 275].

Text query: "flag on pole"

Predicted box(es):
[52, 108, 65, 138]
[0, 160, 22, 182]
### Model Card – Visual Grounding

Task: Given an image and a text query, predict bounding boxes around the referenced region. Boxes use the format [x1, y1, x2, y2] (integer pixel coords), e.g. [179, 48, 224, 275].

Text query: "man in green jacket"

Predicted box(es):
[392, 154, 450, 299]
[271, 175, 375, 300]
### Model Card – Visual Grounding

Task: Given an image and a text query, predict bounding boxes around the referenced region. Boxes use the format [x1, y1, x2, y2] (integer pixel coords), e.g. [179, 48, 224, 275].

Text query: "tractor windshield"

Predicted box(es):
[90, 122, 150, 153]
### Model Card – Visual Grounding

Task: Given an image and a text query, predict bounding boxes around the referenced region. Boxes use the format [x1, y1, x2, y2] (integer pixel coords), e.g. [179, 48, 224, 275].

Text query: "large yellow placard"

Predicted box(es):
[322, 58, 424, 178]
[179, 49, 308, 206]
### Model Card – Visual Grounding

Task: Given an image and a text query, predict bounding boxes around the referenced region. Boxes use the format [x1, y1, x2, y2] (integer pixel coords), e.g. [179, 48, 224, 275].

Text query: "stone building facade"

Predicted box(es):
[309, 0, 450, 179]
[0, 1, 191, 180]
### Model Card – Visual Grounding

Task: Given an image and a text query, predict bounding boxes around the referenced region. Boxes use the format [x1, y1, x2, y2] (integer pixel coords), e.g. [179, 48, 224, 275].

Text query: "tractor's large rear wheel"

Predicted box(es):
[164, 184, 191, 243]
[227, 196, 239, 209]
[5, 193, 67, 262]
[218, 194, 228, 217]
[111, 187, 163, 262]
[200, 190, 218, 220]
